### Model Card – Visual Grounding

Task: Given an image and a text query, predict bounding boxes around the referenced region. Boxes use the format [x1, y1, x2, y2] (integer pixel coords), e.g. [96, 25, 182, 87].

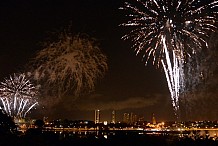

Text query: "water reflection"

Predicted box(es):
[52, 129, 218, 141]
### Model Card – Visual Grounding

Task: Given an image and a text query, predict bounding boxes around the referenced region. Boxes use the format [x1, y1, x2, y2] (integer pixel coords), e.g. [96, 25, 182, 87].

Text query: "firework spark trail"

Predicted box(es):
[159, 35, 186, 117]
[0, 73, 38, 118]
[24, 102, 38, 117]
[17, 98, 24, 115]
[121, 0, 218, 117]
[0, 98, 7, 113]
[161, 35, 183, 114]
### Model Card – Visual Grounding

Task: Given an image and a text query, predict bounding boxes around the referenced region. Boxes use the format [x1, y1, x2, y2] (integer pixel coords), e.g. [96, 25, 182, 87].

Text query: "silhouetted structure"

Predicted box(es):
[0, 109, 17, 134]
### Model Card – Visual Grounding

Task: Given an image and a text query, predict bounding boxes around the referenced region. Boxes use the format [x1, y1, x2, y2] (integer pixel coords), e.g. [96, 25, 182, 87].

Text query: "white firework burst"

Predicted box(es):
[0, 73, 38, 119]
[121, 0, 218, 118]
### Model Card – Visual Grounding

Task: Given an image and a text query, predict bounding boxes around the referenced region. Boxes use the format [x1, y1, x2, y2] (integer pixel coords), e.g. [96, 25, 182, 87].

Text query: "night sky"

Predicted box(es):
[0, 0, 217, 122]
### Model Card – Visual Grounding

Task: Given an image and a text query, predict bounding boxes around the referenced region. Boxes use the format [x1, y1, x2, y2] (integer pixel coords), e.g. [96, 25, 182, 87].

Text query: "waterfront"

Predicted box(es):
[43, 127, 218, 139]
[17, 118, 218, 141]
[3, 118, 218, 146]
[2, 128, 218, 146]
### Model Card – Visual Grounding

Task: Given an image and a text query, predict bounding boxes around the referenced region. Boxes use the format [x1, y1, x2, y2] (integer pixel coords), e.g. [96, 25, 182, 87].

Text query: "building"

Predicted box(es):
[111, 110, 116, 124]
[152, 113, 156, 125]
[123, 113, 130, 124]
[130, 113, 137, 124]
[123, 112, 139, 124]
[94, 110, 100, 124]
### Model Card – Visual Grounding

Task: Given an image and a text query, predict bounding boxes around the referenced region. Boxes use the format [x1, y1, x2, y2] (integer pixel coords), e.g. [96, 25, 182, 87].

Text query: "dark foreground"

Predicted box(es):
[1, 130, 218, 146]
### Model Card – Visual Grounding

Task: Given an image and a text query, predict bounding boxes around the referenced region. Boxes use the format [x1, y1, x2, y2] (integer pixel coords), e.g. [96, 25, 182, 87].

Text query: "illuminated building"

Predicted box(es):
[123, 113, 130, 124]
[152, 113, 156, 125]
[111, 110, 116, 124]
[129, 113, 138, 124]
[133, 114, 138, 124]
[130, 112, 133, 124]
[94, 109, 100, 124]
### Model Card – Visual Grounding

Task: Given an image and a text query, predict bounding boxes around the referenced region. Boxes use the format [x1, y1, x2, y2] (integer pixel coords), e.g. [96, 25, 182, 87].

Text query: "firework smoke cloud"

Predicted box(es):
[31, 32, 108, 97]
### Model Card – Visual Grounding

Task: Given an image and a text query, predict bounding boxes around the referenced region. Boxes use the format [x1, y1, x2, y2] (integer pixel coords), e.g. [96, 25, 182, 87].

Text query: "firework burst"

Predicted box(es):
[121, 0, 218, 118]
[0, 73, 38, 119]
[31, 32, 108, 97]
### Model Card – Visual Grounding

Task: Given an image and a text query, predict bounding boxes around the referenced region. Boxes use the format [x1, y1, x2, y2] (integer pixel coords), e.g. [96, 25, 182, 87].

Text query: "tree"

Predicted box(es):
[0, 109, 17, 134]
[34, 119, 44, 128]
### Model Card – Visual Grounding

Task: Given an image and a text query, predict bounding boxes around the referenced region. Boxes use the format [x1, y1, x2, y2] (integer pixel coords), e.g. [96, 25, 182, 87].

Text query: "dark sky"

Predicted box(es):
[0, 0, 217, 122]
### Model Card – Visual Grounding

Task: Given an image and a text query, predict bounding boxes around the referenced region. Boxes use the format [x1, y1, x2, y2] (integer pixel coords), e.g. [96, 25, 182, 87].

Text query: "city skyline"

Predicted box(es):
[88, 109, 162, 123]
[0, 0, 218, 121]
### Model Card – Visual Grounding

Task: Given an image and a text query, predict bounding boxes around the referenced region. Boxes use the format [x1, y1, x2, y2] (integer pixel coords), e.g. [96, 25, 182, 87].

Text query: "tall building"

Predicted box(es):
[129, 113, 138, 125]
[123, 113, 130, 123]
[152, 113, 156, 125]
[95, 109, 100, 124]
[111, 110, 116, 124]
[133, 114, 138, 124]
